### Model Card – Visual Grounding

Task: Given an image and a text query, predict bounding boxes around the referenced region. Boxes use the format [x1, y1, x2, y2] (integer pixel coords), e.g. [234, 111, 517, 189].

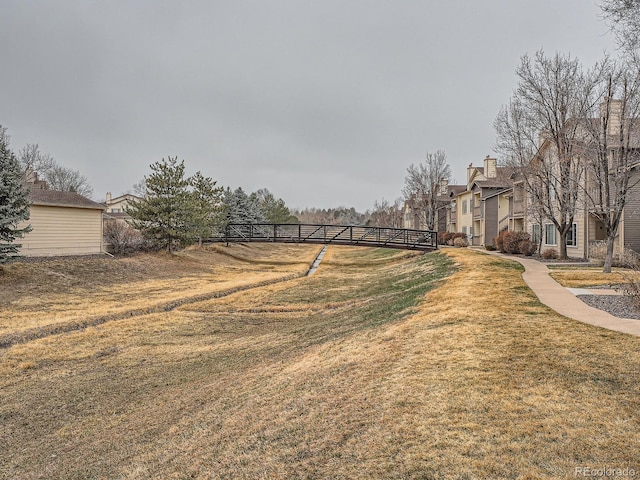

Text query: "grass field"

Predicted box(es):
[548, 264, 640, 288]
[1, 245, 639, 479]
[0, 244, 320, 341]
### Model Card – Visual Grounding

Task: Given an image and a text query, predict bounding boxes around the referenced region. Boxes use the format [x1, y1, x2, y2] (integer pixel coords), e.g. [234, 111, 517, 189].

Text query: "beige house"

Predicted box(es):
[401, 197, 422, 230]
[403, 180, 465, 232]
[103, 192, 143, 221]
[446, 156, 511, 246]
[18, 187, 105, 257]
[499, 100, 640, 258]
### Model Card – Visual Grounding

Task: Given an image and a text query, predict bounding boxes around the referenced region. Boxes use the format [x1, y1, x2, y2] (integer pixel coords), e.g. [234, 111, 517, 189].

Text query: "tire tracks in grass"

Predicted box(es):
[0, 264, 320, 350]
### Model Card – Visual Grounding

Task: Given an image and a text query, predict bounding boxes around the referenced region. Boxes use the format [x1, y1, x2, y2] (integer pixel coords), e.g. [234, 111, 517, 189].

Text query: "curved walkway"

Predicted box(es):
[490, 252, 640, 337]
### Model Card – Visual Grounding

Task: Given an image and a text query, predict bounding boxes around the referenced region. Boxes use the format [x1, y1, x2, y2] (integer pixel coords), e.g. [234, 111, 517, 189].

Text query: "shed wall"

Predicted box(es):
[18, 205, 103, 256]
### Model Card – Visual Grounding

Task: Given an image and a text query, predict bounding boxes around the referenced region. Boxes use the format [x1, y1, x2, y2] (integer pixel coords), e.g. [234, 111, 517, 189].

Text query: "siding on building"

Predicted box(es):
[457, 191, 473, 239]
[18, 188, 105, 257]
[623, 170, 640, 252]
[19, 205, 104, 256]
[484, 196, 499, 245]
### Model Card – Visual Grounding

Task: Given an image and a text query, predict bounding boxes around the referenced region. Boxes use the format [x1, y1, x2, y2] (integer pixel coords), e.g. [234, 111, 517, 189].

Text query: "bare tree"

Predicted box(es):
[131, 179, 147, 197]
[601, 0, 640, 52]
[402, 150, 451, 231]
[45, 164, 93, 197]
[18, 144, 56, 177]
[104, 219, 145, 254]
[582, 67, 640, 272]
[495, 51, 606, 259]
[368, 198, 403, 228]
[17, 143, 93, 197]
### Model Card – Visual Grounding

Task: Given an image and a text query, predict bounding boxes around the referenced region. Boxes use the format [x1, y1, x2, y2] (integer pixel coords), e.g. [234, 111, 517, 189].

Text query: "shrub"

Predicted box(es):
[104, 220, 146, 254]
[453, 236, 468, 247]
[503, 231, 531, 254]
[518, 239, 537, 256]
[589, 240, 640, 268]
[494, 230, 507, 252]
[541, 248, 559, 260]
[439, 232, 454, 245]
[485, 244, 497, 251]
[621, 265, 640, 308]
[447, 232, 467, 246]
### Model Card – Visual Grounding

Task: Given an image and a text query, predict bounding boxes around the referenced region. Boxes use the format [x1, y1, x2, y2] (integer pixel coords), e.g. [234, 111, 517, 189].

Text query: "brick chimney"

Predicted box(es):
[484, 155, 497, 179]
[106, 192, 112, 204]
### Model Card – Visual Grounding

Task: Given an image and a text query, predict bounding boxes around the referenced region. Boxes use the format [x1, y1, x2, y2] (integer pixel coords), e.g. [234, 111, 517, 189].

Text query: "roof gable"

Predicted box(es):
[107, 193, 143, 204]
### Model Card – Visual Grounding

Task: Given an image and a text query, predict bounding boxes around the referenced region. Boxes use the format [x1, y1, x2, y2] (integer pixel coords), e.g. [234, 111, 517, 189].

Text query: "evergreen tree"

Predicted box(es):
[254, 188, 297, 223]
[0, 127, 31, 264]
[127, 157, 194, 253]
[190, 171, 224, 245]
[222, 187, 266, 225]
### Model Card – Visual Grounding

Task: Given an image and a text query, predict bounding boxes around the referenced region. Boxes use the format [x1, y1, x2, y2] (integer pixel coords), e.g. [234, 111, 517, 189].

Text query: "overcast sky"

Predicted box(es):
[1, 1, 618, 211]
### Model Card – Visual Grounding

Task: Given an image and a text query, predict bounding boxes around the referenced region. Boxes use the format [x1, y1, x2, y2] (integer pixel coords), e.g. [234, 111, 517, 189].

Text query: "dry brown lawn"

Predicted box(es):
[1, 246, 639, 479]
[549, 265, 640, 288]
[0, 243, 320, 338]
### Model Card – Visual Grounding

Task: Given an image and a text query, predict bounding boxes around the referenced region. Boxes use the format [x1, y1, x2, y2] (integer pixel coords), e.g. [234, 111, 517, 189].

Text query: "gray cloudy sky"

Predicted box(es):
[1, 1, 617, 211]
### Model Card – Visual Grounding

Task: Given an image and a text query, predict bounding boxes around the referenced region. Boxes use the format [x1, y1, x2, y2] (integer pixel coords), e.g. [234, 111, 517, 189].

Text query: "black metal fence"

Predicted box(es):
[209, 224, 437, 251]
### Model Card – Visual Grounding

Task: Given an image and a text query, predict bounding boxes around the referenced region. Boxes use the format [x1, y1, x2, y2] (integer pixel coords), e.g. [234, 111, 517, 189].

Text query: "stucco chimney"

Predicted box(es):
[467, 163, 474, 183]
[439, 178, 449, 195]
[600, 98, 622, 136]
[106, 192, 112, 204]
[484, 155, 497, 179]
[24, 168, 37, 184]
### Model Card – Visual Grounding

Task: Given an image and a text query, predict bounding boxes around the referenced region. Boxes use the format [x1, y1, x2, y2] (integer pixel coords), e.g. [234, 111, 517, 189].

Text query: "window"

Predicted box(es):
[462, 200, 467, 214]
[566, 223, 578, 247]
[532, 224, 541, 245]
[469, 226, 474, 237]
[545, 224, 557, 245]
[110, 208, 121, 213]
[462, 226, 467, 235]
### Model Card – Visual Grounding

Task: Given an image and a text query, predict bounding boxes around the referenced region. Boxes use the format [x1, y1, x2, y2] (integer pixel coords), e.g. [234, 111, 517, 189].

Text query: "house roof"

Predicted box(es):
[482, 187, 513, 201]
[473, 178, 511, 189]
[448, 186, 467, 198]
[105, 193, 143, 205]
[29, 188, 105, 210]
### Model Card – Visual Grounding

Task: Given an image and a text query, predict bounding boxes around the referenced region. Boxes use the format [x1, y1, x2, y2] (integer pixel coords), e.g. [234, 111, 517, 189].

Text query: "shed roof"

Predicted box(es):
[28, 188, 105, 210]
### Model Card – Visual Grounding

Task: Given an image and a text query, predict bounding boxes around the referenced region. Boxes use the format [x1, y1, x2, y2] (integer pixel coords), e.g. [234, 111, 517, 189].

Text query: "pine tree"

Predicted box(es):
[189, 171, 224, 245]
[0, 127, 31, 264]
[254, 188, 296, 223]
[127, 157, 194, 253]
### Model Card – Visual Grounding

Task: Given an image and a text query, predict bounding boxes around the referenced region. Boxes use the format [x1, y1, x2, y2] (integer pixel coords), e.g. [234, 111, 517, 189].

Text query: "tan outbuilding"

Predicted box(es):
[18, 188, 105, 257]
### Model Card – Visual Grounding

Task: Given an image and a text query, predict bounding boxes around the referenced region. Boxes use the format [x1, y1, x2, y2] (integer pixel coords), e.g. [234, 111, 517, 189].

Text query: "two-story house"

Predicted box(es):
[448, 156, 512, 246]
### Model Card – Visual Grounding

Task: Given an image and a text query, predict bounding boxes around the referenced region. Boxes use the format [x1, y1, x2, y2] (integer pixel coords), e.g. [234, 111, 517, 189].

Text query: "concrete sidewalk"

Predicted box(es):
[492, 253, 640, 337]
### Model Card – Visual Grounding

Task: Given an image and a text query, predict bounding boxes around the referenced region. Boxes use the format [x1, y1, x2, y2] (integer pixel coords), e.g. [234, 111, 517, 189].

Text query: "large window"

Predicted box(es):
[532, 224, 541, 245]
[566, 223, 578, 247]
[545, 224, 557, 246]
[462, 200, 467, 214]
